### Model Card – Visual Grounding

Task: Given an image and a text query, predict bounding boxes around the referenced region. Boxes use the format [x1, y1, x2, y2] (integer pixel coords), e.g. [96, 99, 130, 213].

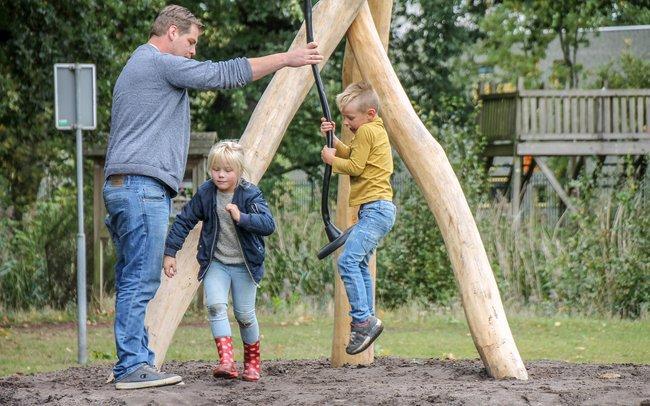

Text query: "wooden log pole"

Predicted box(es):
[145, 226, 202, 367]
[347, 2, 528, 380]
[331, 0, 393, 367]
[145, 0, 367, 369]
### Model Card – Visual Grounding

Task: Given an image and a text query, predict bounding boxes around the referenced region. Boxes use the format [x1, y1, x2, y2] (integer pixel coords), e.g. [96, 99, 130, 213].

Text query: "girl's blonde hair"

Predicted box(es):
[207, 140, 247, 179]
[335, 81, 379, 113]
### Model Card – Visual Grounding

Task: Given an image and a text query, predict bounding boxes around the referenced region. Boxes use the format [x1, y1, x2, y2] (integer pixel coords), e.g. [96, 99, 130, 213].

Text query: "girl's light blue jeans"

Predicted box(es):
[203, 260, 259, 344]
[337, 200, 396, 324]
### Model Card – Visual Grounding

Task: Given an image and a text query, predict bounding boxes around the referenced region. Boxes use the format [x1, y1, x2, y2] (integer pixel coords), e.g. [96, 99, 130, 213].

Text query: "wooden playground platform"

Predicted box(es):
[479, 79, 649, 214]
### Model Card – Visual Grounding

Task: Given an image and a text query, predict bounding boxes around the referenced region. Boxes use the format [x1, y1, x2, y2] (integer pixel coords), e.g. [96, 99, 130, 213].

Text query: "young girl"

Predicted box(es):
[163, 140, 275, 382]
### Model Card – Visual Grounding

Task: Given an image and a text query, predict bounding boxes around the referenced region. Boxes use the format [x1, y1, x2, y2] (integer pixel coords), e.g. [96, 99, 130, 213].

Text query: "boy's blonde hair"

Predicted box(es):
[207, 140, 247, 179]
[335, 81, 379, 113]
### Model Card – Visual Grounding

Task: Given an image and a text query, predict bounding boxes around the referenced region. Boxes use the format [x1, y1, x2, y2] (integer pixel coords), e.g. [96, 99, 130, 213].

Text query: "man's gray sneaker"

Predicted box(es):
[115, 365, 182, 390]
[345, 316, 384, 355]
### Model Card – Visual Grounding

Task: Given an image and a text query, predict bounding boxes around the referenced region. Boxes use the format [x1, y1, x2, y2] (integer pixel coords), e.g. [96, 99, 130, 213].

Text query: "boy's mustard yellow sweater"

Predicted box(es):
[332, 116, 393, 206]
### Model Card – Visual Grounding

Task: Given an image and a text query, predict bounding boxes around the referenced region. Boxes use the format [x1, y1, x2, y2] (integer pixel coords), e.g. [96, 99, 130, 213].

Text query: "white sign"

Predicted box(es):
[54, 63, 96, 130]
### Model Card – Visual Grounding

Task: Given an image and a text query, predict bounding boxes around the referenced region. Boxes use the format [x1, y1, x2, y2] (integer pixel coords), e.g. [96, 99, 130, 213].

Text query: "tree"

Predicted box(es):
[0, 0, 163, 219]
[390, 0, 486, 126]
[530, 0, 614, 88]
[476, 0, 617, 88]
[608, 1, 650, 26]
[475, 2, 552, 88]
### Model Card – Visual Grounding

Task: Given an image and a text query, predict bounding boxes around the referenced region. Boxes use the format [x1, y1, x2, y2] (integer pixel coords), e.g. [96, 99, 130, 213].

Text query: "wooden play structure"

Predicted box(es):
[480, 79, 650, 216]
[144, 0, 528, 380]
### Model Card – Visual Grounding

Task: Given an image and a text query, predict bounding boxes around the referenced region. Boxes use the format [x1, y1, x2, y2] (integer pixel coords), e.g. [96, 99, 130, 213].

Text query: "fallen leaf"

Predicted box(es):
[599, 372, 621, 379]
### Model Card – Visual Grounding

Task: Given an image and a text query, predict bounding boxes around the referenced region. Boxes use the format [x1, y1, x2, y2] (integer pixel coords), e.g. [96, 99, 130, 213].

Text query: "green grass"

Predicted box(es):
[1, 308, 648, 377]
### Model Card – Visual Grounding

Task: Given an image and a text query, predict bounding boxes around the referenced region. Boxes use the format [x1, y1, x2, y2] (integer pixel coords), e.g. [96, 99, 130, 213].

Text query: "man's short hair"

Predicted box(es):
[335, 81, 380, 112]
[150, 5, 203, 37]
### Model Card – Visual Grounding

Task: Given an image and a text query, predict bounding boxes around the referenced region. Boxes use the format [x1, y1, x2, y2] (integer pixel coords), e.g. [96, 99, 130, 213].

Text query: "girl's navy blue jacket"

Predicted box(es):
[164, 179, 275, 283]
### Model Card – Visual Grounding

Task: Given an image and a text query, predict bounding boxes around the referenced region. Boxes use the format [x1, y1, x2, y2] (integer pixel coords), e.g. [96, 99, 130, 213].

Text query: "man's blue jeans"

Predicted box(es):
[103, 175, 171, 381]
[203, 260, 259, 344]
[337, 200, 396, 324]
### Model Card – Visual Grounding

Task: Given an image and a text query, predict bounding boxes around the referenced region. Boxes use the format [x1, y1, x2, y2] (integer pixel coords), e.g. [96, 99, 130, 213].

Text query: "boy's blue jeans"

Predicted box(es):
[337, 200, 396, 324]
[203, 260, 259, 344]
[103, 175, 171, 381]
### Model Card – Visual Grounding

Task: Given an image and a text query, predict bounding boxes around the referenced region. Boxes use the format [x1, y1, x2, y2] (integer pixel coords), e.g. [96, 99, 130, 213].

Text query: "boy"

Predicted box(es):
[319, 81, 396, 355]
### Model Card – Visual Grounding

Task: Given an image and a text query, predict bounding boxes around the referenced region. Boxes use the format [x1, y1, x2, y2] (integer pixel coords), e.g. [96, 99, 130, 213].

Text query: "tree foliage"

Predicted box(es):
[390, 0, 486, 126]
[0, 0, 162, 219]
[477, 0, 622, 88]
[592, 51, 650, 89]
[476, 2, 553, 87]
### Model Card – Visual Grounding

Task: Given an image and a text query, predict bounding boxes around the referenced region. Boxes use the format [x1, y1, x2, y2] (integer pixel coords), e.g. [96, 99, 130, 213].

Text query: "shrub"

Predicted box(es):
[260, 187, 334, 308]
[0, 187, 79, 309]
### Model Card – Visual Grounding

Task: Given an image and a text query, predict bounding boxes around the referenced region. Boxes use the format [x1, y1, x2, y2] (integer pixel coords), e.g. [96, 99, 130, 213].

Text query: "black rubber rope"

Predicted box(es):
[302, 0, 352, 259]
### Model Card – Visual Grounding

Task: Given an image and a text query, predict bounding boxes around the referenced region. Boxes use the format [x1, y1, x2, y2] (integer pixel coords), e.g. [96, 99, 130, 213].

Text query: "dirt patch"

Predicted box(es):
[1, 358, 648, 405]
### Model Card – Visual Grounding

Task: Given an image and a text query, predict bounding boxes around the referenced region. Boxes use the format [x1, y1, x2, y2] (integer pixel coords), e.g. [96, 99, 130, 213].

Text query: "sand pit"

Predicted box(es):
[1, 357, 648, 405]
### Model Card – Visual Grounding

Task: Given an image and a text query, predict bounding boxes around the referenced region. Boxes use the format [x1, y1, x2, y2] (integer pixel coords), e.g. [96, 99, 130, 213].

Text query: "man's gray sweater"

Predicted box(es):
[104, 44, 253, 194]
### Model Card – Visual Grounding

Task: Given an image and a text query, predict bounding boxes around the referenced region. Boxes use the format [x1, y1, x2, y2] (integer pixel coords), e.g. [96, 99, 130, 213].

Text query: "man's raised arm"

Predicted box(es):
[248, 42, 323, 81]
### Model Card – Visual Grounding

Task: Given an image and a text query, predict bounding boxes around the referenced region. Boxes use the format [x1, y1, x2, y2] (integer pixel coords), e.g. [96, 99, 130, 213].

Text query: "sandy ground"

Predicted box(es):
[1, 357, 649, 405]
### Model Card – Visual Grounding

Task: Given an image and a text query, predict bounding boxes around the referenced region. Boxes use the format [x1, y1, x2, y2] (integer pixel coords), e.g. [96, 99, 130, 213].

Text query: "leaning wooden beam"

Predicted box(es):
[332, 0, 393, 367]
[347, 2, 528, 380]
[535, 157, 577, 213]
[145, 0, 367, 368]
[239, 0, 367, 181]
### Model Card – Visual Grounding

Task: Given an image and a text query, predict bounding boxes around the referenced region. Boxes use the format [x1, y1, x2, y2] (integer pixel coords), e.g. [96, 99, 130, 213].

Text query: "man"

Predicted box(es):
[103, 4, 322, 390]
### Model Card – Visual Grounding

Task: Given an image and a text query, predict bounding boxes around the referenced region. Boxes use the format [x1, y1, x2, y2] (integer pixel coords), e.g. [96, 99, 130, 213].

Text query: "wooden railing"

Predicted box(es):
[479, 92, 518, 142]
[479, 85, 650, 155]
[518, 88, 650, 138]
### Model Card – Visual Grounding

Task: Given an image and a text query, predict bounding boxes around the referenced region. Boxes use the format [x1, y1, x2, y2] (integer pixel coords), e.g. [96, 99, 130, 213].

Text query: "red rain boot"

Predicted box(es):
[242, 341, 261, 382]
[212, 336, 239, 379]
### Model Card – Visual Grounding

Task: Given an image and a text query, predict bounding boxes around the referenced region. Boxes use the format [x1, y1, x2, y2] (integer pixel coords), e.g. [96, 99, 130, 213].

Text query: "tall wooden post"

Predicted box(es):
[331, 0, 393, 367]
[91, 161, 105, 305]
[346, 2, 528, 379]
[145, 0, 367, 368]
[512, 156, 522, 219]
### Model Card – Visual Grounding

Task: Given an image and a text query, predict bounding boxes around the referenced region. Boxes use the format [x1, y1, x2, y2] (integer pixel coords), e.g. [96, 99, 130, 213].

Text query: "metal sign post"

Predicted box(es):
[54, 63, 96, 364]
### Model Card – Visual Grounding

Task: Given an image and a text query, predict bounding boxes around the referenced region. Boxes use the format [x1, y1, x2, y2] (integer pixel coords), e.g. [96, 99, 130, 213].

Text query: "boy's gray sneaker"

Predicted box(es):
[345, 316, 384, 355]
[115, 365, 182, 390]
